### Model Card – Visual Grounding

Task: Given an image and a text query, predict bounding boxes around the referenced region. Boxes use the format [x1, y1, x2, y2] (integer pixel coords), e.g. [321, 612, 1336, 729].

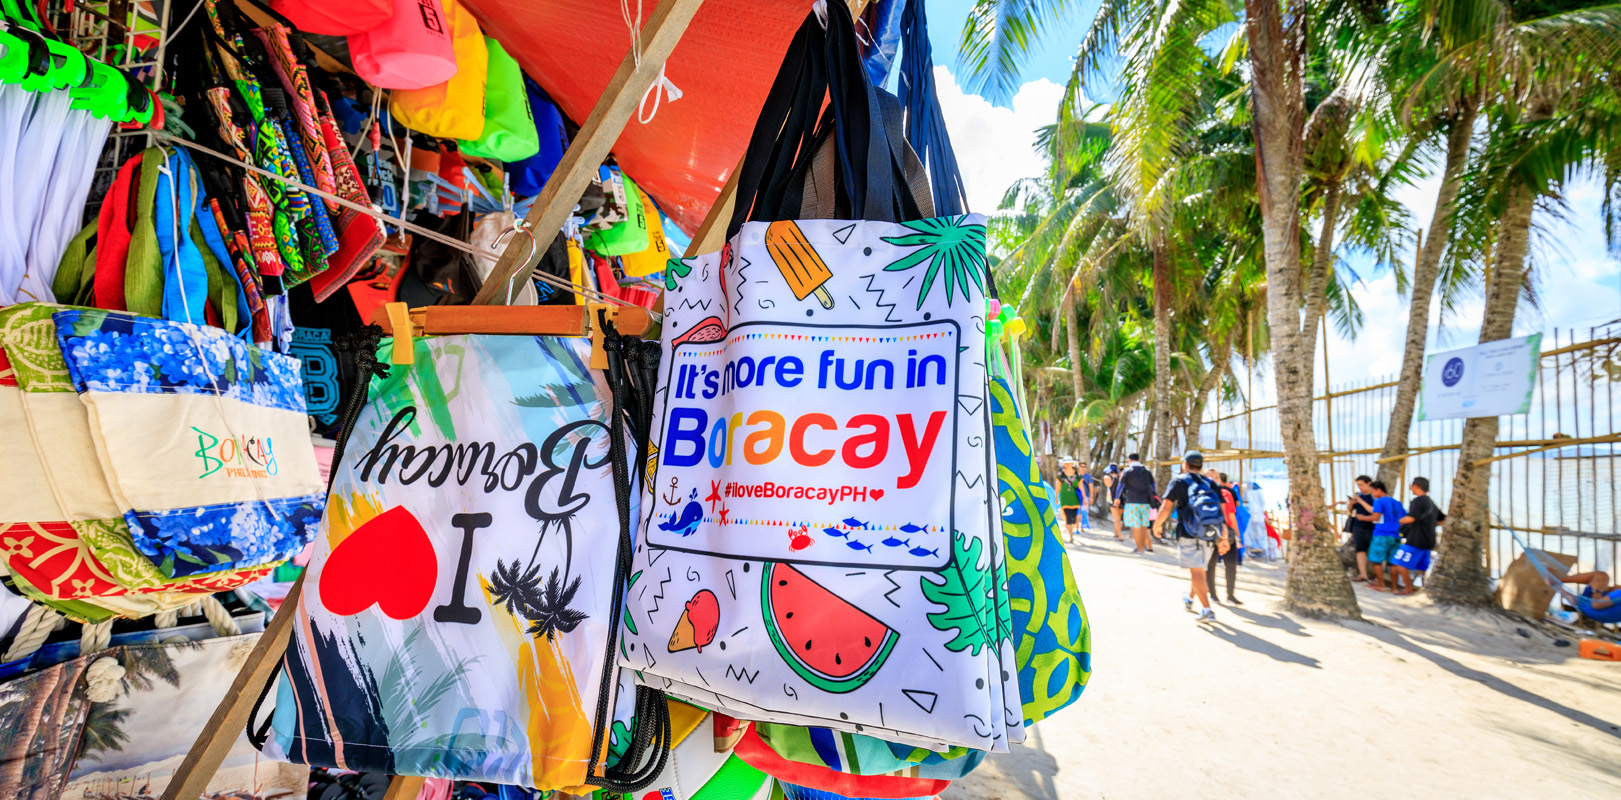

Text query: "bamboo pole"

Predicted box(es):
[472, 0, 710, 304]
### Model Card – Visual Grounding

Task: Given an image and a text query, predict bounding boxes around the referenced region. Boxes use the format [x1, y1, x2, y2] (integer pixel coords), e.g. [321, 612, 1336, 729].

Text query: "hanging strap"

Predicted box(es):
[727, 2, 919, 239]
[897, 0, 967, 216]
[586, 310, 671, 793]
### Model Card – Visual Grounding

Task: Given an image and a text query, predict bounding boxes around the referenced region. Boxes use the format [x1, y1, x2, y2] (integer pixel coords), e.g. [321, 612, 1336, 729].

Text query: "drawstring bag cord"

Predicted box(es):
[586, 310, 670, 792]
[245, 325, 389, 750]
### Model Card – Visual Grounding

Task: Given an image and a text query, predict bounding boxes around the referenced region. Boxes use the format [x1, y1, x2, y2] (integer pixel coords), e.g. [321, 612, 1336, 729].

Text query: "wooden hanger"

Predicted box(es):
[370, 302, 653, 367]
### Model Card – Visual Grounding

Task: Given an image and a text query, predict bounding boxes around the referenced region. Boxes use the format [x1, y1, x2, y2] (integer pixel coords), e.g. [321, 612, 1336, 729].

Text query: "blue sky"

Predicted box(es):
[922, 1, 1621, 407]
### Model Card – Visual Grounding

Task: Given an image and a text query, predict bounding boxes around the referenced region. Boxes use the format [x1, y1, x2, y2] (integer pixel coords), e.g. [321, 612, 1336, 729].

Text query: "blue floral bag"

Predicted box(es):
[52, 309, 323, 577]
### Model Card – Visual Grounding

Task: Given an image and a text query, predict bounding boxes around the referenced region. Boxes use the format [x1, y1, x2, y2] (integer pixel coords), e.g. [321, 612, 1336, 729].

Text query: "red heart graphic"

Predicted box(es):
[870, 488, 885, 500]
[319, 506, 438, 620]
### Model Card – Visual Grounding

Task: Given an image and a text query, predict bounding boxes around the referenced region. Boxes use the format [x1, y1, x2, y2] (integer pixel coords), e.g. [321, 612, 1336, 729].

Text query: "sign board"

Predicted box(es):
[1417, 333, 1542, 421]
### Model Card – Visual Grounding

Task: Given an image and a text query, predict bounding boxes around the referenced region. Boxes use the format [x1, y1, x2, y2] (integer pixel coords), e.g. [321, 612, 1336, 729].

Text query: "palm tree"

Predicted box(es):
[1425, 0, 1621, 603]
[957, 0, 1087, 104]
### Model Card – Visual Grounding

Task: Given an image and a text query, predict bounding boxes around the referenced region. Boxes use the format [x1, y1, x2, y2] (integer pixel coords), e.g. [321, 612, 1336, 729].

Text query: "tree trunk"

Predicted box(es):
[1302, 182, 1342, 360]
[1376, 98, 1480, 488]
[1186, 338, 1233, 453]
[1139, 390, 1155, 463]
[1151, 243, 1176, 488]
[1428, 183, 1533, 605]
[1064, 302, 1091, 464]
[0, 665, 64, 798]
[1246, 0, 1359, 618]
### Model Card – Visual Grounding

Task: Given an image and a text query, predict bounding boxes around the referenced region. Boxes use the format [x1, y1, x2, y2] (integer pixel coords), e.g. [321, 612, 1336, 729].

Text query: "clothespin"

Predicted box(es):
[386, 302, 416, 365]
[588, 303, 619, 370]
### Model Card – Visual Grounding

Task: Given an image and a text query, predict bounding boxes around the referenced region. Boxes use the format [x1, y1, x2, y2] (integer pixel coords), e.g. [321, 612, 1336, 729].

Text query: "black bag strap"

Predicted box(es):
[727, 2, 919, 239]
[586, 311, 671, 792]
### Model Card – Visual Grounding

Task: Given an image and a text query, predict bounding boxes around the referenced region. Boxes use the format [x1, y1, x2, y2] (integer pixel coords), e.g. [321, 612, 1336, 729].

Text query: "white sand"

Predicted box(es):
[946, 527, 1621, 799]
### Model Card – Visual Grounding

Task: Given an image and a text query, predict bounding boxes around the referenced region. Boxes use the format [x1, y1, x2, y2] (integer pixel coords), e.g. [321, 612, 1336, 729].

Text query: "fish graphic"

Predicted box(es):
[822, 527, 851, 539]
[908, 546, 939, 557]
[846, 540, 874, 552]
[881, 537, 911, 548]
[899, 523, 926, 533]
[842, 517, 868, 529]
[657, 501, 704, 536]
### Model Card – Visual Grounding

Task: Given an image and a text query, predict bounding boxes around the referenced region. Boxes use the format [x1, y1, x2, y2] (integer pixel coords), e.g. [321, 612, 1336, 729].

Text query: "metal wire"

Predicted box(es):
[150, 131, 661, 320]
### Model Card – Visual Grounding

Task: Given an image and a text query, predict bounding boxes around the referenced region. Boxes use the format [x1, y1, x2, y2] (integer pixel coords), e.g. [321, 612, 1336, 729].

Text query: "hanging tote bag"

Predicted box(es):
[271, 0, 391, 35]
[988, 373, 1091, 726]
[389, 0, 488, 140]
[349, 0, 458, 90]
[0, 643, 96, 800]
[620, 3, 1019, 754]
[618, 186, 673, 278]
[51, 309, 323, 578]
[460, 38, 540, 162]
[264, 332, 663, 790]
[583, 170, 649, 255]
[508, 80, 570, 197]
[63, 607, 309, 799]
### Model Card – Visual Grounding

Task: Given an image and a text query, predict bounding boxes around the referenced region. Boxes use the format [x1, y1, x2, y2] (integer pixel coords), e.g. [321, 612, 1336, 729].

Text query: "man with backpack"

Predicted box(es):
[1115, 454, 1157, 554]
[1152, 451, 1229, 624]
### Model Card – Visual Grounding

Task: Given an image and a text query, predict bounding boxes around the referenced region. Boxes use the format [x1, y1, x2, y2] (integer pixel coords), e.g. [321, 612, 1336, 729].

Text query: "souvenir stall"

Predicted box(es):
[0, 0, 1093, 798]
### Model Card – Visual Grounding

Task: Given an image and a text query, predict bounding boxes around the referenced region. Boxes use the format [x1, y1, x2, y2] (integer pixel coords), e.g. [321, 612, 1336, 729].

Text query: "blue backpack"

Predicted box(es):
[1179, 474, 1227, 541]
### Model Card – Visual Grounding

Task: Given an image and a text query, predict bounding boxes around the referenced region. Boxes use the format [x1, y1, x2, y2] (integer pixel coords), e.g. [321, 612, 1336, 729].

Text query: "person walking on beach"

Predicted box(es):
[1078, 462, 1095, 534]
[1116, 454, 1157, 553]
[1356, 480, 1406, 592]
[1390, 477, 1444, 594]
[1102, 464, 1123, 541]
[1203, 470, 1242, 605]
[1345, 476, 1376, 583]
[1153, 451, 1227, 624]
[1057, 459, 1085, 544]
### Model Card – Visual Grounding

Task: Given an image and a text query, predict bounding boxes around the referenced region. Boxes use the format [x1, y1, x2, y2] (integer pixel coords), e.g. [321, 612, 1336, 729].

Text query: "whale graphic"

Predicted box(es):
[658, 501, 704, 536]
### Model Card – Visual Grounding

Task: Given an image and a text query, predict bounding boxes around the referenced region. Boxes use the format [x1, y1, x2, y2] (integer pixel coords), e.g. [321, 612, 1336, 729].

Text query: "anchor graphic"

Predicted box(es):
[661, 477, 681, 506]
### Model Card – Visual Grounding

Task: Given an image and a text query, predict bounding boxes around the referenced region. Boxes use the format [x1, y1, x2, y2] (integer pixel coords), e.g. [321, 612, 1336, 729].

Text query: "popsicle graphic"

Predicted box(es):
[765, 220, 835, 309]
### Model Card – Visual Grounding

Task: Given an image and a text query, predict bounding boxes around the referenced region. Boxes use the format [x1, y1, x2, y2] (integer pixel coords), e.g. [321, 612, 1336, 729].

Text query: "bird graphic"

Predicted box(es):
[881, 537, 911, 548]
[846, 540, 875, 552]
[657, 501, 704, 536]
[842, 517, 868, 529]
[908, 546, 939, 557]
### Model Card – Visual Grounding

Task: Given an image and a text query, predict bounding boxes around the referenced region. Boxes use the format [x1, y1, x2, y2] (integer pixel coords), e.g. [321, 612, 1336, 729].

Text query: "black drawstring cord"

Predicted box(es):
[246, 325, 389, 751]
[586, 311, 671, 792]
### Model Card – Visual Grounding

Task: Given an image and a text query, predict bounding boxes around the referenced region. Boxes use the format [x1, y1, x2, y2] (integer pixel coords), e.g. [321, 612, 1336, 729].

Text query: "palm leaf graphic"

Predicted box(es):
[881, 216, 988, 308]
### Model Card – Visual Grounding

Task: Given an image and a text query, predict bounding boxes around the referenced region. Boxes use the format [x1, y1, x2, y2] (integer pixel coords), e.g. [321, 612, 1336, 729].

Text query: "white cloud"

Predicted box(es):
[934, 67, 1066, 214]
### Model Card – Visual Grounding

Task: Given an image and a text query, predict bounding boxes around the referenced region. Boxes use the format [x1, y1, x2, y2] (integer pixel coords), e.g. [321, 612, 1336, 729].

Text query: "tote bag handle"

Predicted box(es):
[898, 0, 967, 216]
[726, 1, 920, 239]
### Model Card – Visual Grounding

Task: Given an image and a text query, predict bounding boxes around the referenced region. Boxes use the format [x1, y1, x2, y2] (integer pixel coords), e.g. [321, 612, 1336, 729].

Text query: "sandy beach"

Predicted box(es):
[946, 527, 1621, 799]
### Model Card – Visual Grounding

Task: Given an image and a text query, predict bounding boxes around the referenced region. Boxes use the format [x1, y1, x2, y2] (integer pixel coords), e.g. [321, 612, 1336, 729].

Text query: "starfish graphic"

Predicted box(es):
[718, 504, 731, 525]
[705, 480, 724, 512]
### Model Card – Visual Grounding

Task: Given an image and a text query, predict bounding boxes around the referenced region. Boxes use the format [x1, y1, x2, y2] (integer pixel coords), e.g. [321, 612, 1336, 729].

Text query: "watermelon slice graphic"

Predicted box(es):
[762, 562, 898, 694]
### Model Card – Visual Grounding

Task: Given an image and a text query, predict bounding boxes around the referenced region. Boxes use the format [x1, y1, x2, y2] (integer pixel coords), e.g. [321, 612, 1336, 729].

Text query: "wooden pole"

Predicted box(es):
[383, 775, 428, 800]
[472, 0, 710, 305]
[160, 574, 305, 800]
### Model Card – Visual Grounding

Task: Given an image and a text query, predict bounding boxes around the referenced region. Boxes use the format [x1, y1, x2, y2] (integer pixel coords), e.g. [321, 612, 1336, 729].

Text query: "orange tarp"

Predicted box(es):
[463, 0, 807, 234]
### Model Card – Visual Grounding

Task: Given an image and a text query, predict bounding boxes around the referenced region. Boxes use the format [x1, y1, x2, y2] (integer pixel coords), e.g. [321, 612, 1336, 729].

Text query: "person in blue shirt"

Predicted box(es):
[1355, 480, 1406, 592]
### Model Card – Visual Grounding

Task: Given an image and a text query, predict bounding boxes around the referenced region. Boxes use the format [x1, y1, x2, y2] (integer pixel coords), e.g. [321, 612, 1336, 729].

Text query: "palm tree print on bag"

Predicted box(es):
[881, 216, 989, 309]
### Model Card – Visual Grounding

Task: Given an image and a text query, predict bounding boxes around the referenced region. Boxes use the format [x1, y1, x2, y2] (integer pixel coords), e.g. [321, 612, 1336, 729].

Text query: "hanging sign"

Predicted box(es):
[1417, 333, 1542, 421]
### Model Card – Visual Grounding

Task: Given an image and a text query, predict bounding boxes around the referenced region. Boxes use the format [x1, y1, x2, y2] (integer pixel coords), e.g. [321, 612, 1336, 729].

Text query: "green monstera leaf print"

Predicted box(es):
[880, 216, 988, 308]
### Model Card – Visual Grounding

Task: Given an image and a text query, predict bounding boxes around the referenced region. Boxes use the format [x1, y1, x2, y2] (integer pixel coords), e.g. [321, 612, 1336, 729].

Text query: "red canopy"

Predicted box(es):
[463, 0, 808, 234]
